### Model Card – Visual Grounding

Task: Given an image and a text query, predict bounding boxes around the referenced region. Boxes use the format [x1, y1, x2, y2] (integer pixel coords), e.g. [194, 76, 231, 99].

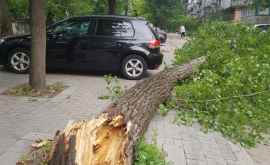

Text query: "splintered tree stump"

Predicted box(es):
[49, 57, 206, 165]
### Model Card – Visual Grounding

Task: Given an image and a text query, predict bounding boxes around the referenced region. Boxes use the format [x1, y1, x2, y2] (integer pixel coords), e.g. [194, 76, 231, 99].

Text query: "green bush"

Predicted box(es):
[99, 75, 124, 102]
[171, 22, 270, 147]
[134, 138, 168, 165]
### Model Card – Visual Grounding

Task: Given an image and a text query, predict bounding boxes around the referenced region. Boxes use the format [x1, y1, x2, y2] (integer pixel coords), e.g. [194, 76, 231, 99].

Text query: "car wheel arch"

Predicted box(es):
[5, 44, 30, 63]
[6, 47, 31, 73]
[121, 51, 149, 68]
[120, 54, 148, 80]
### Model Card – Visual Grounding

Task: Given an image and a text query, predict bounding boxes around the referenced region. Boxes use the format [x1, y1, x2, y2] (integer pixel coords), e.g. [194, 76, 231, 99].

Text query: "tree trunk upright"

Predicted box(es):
[108, 0, 116, 15]
[124, 0, 129, 16]
[29, 0, 46, 90]
[0, 0, 12, 37]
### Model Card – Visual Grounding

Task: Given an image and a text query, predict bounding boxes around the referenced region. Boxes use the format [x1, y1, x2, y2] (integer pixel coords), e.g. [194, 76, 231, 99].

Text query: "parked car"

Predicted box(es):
[155, 27, 167, 43]
[0, 15, 163, 80]
[148, 23, 167, 43]
[255, 24, 270, 32]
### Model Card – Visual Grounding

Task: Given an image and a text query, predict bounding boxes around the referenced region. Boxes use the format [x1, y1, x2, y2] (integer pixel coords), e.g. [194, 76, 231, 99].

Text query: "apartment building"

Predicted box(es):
[230, 0, 270, 24]
[185, 0, 270, 24]
[185, 0, 230, 17]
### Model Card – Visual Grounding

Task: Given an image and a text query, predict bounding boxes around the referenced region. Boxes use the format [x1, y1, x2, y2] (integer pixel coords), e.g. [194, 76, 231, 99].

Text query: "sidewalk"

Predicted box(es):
[0, 34, 256, 165]
[146, 112, 254, 165]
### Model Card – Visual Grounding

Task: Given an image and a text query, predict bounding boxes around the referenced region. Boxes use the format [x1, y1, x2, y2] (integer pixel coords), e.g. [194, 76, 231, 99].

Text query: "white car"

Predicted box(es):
[255, 24, 270, 32]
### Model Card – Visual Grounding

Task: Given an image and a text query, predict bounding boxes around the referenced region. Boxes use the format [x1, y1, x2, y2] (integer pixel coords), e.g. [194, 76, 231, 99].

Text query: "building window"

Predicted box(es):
[256, 0, 270, 16]
[241, 8, 255, 17]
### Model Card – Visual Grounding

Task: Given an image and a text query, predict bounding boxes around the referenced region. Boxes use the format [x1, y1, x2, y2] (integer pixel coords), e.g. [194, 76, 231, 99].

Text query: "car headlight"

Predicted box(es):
[0, 38, 5, 44]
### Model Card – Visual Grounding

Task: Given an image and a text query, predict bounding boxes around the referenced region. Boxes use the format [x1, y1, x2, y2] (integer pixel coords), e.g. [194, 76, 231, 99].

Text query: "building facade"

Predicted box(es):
[230, 0, 270, 24]
[185, 0, 270, 24]
[185, 0, 231, 18]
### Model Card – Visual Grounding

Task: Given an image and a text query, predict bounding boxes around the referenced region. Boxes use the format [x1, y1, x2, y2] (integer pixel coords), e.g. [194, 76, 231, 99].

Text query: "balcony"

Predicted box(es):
[231, 0, 253, 7]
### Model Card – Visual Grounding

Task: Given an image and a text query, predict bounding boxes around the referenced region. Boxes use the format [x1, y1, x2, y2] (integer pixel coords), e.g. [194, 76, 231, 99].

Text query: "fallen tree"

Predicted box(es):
[48, 57, 206, 165]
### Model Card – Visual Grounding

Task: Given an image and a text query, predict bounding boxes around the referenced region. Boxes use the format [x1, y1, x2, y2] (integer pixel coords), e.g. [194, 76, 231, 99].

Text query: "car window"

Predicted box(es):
[96, 19, 134, 37]
[88, 20, 97, 35]
[132, 20, 156, 40]
[49, 20, 91, 35]
[261, 25, 270, 31]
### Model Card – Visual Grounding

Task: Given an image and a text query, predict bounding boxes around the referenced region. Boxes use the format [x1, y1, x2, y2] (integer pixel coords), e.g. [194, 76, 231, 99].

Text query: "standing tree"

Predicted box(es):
[0, 0, 12, 37]
[108, 0, 117, 14]
[29, 0, 46, 90]
[124, 0, 129, 15]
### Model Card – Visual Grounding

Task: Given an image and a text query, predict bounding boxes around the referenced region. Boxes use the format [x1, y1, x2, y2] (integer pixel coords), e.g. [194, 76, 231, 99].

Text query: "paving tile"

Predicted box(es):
[226, 160, 242, 165]
[206, 158, 227, 165]
[0, 139, 32, 165]
[0, 35, 255, 165]
[163, 141, 186, 165]
[186, 159, 208, 165]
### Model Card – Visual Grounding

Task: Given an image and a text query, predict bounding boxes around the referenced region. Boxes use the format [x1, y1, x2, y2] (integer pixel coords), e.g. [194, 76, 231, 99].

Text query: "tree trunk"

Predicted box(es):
[124, 0, 129, 16]
[48, 57, 206, 165]
[0, 0, 12, 37]
[29, 0, 46, 90]
[108, 0, 116, 15]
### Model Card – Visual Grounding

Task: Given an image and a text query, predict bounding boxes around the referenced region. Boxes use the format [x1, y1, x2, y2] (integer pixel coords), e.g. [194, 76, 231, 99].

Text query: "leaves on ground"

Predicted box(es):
[3, 82, 66, 98]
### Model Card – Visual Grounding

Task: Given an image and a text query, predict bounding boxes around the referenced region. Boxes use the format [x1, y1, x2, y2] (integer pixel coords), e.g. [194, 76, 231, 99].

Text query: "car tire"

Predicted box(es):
[121, 54, 147, 80]
[7, 48, 30, 74]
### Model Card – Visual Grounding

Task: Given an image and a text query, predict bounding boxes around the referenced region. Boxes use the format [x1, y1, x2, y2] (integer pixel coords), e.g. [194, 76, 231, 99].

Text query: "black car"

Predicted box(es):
[0, 15, 163, 80]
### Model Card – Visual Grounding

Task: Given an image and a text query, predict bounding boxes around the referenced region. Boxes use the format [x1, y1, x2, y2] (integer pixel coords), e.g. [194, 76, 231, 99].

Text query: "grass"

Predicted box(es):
[159, 104, 170, 116]
[134, 139, 169, 165]
[134, 130, 169, 165]
[3, 82, 66, 98]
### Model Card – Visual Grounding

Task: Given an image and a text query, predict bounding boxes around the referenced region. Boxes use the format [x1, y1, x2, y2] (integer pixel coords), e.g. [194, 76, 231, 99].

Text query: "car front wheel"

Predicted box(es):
[121, 54, 147, 80]
[7, 48, 30, 74]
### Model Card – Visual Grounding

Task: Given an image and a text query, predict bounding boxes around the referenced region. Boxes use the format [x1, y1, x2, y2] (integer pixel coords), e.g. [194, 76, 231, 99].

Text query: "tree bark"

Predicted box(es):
[29, 0, 46, 90]
[48, 57, 206, 165]
[0, 0, 12, 37]
[108, 0, 116, 15]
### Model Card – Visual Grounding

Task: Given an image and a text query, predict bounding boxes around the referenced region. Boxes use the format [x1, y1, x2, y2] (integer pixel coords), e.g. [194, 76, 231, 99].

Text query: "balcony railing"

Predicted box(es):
[231, 0, 253, 7]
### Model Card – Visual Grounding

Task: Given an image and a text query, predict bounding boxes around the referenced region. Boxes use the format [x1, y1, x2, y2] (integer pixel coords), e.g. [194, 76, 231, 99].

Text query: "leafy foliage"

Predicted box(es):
[132, 0, 186, 31]
[171, 22, 270, 147]
[46, 0, 95, 22]
[6, 0, 196, 32]
[134, 138, 169, 165]
[159, 104, 170, 116]
[7, 0, 96, 22]
[7, 0, 29, 18]
[178, 15, 200, 35]
[99, 75, 124, 102]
